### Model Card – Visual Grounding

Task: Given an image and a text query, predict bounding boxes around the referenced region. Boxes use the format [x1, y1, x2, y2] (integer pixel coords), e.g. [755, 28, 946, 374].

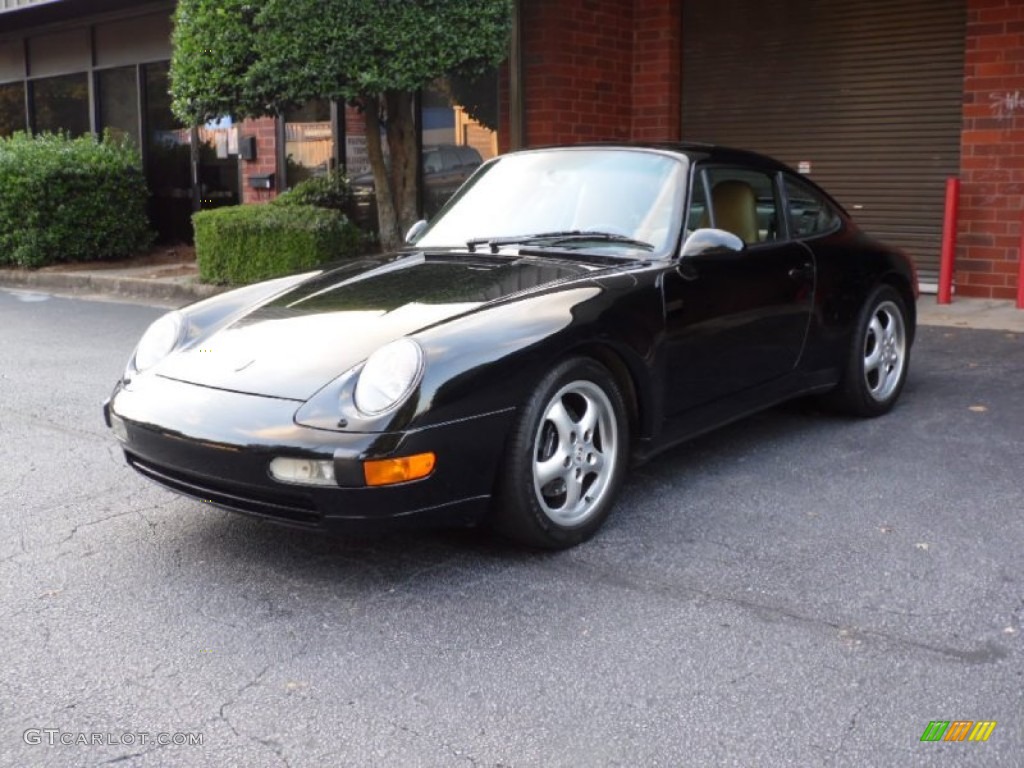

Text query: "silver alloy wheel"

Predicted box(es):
[862, 300, 906, 402]
[532, 380, 619, 526]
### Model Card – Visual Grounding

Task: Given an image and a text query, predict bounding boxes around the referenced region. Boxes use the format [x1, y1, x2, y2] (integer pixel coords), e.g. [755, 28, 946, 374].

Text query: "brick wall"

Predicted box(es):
[238, 116, 279, 204]
[958, 0, 1024, 299]
[519, 0, 634, 145]
[632, 0, 681, 141]
[517, 0, 682, 147]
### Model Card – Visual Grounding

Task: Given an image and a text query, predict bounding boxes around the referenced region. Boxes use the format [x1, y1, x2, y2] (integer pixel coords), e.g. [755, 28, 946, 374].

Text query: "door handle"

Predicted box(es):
[788, 262, 813, 281]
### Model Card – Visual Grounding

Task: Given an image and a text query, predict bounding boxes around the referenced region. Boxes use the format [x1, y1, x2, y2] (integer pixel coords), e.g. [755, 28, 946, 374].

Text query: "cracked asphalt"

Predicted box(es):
[1, 287, 1022, 767]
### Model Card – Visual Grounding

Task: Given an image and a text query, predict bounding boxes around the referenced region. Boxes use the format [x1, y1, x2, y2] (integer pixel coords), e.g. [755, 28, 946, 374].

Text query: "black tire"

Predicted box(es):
[827, 285, 911, 417]
[492, 357, 630, 549]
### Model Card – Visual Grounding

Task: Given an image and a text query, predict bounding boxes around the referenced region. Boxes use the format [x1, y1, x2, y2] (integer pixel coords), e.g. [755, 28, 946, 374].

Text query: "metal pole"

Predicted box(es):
[1017, 210, 1024, 309]
[938, 177, 959, 305]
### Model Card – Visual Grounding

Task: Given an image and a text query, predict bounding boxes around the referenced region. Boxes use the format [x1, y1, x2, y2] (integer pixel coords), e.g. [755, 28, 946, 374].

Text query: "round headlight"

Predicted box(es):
[354, 338, 424, 416]
[133, 311, 184, 372]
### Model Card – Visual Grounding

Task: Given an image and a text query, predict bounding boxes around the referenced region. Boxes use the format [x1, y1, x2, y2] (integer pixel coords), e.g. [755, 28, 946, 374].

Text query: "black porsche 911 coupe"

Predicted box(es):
[105, 144, 917, 549]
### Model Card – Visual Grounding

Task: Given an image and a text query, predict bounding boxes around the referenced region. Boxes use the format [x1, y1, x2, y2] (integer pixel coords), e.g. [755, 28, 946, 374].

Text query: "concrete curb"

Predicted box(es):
[916, 297, 1024, 334]
[0, 268, 224, 305]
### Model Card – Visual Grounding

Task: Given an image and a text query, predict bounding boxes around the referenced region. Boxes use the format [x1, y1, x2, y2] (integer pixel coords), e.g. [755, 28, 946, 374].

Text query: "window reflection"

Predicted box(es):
[421, 70, 499, 218]
[197, 116, 239, 209]
[97, 66, 140, 145]
[0, 83, 25, 136]
[144, 62, 192, 242]
[345, 66, 503, 227]
[266, 253, 582, 314]
[31, 73, 89, 136]
[284, 100, 334, 187]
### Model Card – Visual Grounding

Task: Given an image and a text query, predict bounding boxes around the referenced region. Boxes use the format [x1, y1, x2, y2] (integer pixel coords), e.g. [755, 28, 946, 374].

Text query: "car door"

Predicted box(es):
[660, 164, 815, 418]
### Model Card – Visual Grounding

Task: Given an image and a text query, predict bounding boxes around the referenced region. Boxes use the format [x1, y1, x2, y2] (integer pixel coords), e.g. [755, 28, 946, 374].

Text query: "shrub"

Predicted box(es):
[0, 132, 152, 267]
[273, 169, 352, 212]
[193, 203, 361, 284]
[273, 168, 379, 249]
[276, 167, 352, 210]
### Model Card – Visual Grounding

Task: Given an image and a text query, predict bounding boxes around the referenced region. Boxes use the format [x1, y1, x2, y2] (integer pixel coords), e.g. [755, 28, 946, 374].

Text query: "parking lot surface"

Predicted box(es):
[1, 288, 1021, 767]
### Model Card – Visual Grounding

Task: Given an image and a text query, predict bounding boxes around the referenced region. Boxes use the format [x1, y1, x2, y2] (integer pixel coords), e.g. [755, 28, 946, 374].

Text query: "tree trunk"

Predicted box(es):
[384, 90, 420, 239]
[363, 95, 402, 251]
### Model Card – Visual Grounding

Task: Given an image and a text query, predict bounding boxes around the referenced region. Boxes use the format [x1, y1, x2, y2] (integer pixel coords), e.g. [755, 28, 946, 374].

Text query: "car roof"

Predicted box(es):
[510, 142, 793, 173]
[665, 143, 793, 172]
[500, 142, 849, 218]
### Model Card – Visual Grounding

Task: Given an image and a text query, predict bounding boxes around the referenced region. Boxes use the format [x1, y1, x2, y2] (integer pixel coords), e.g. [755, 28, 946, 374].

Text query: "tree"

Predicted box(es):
[170, 0, 513, 250]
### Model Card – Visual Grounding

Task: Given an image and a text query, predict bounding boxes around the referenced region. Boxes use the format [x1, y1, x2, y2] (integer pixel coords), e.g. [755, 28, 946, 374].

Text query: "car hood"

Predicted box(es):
[156, 251, 618, 400]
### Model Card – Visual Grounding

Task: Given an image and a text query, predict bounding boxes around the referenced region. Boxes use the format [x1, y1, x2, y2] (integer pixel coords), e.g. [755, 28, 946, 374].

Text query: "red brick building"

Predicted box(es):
[1, 0, 1022, 298]
[959, 0, 1024, 299]
[507, 0, 1024, 299]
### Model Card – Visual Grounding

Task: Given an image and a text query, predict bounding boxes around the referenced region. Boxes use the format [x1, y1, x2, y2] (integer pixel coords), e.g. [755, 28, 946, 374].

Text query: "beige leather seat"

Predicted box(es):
[710, 180, 759, 244]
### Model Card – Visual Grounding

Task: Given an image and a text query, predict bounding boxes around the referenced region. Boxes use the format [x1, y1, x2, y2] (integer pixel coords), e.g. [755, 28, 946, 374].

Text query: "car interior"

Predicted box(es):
[708, 179, 760, 244]
[690, 171, 781, 245]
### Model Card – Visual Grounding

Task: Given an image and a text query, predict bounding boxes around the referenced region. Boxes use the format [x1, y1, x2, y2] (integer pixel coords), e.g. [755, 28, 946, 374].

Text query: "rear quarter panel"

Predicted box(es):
[800, 221, 917, 375]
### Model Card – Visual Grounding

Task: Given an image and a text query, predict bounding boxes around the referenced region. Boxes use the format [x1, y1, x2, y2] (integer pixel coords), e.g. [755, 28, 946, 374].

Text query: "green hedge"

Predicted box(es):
[273, 168, 352, 212]
[193, 203, 361, 284]
[0, 132, 152, 268]
[274, 168, 379, 251]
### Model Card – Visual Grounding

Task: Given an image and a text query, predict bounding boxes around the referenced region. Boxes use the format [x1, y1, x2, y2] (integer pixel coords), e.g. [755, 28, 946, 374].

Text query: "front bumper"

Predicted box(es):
[104, 374, 515, 533]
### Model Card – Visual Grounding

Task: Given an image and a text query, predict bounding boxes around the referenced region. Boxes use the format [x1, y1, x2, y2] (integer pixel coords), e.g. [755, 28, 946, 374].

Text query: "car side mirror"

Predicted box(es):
[405, 219, 428, 244]
[679, 228, 745, 259]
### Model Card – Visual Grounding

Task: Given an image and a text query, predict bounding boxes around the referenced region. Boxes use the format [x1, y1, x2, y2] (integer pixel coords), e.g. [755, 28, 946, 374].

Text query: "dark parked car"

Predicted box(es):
[350, 143, 484, 224]
[105, 144, 917, 549]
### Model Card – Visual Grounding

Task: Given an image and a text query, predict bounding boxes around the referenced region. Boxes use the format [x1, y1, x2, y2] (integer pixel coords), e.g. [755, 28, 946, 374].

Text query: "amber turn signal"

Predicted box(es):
[363, 452, 436, 487]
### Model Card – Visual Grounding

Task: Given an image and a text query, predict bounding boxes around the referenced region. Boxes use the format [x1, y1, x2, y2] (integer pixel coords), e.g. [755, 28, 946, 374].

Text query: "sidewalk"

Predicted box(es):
[916, 295, 1024, 333]
[0, 253, 222, 306]
[1, 258, 1022, 332]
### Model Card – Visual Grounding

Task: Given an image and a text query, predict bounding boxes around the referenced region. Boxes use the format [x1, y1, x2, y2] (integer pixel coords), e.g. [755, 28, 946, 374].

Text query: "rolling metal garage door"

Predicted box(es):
[682, 0, 966, 283]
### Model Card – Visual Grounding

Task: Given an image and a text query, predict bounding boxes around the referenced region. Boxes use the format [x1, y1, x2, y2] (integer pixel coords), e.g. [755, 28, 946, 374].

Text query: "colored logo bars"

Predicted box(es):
[920, 721, 997, 742]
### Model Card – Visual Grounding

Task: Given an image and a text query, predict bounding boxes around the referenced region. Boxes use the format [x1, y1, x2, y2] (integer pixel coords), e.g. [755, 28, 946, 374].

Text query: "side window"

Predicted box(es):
[686, 171, 709, 234]
[784, 175, 840, 238]
[704, 167, 781, 245]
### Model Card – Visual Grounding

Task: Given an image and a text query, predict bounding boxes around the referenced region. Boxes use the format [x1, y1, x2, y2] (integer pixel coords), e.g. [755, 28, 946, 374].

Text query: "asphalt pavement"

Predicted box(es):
[0, 287, 1021, 767]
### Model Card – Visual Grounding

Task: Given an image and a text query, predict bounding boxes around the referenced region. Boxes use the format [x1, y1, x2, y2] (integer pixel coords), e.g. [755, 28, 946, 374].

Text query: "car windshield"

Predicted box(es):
[415, 148, 687, 257]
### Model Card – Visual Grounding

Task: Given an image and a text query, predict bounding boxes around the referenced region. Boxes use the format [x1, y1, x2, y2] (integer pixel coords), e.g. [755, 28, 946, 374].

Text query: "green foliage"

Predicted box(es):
[170, 0, 513, 122]
[170, 0, 265, 123]
[193, 203, 361, 284]
[0, 132, 152, 268]
[445, 71, 500, 132]
[251, 0, 514, 107]
[273, 169, 352, 212]
[171, 0, 512, 250]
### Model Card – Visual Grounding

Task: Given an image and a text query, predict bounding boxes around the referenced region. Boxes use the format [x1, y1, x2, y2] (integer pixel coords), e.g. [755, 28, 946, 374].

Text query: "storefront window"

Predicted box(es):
[421, 69, 499, 217]
[96, 66, 140, 145]
[31, 73, 89, 136]
[0, 83, 26, 137]
[343, 67, 502, 228]
[283, 100, 335, 187]
[342, 103, 375, 177]
[196, 116, 239, 209]
[143, 62, 192, 242]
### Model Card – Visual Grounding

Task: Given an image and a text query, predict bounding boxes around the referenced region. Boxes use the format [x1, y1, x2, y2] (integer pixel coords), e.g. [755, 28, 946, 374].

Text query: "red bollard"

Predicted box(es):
[938, 177, 960, 305]
[1018, 211, 1024, 310]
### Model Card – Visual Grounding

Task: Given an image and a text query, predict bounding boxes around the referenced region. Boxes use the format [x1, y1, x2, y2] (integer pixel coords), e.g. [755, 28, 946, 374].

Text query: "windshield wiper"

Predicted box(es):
[466, 230, 654, 254]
